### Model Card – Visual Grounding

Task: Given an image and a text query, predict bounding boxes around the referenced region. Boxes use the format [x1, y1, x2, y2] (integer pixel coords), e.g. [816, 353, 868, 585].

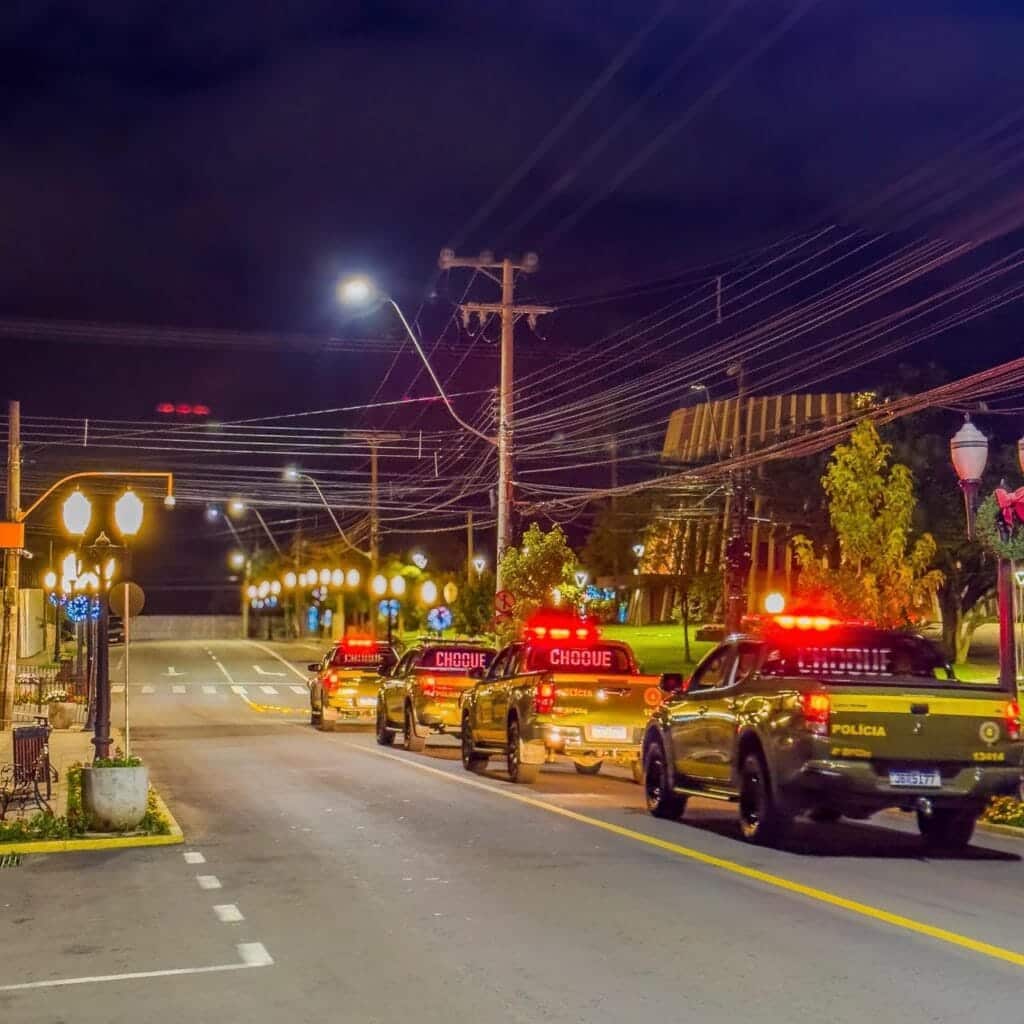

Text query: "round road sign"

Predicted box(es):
[109, 581, 146, 619]
[495, 590, 516, 614]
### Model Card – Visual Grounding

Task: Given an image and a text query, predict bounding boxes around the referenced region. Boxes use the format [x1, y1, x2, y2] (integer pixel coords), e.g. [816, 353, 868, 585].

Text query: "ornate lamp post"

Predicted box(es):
[950, 416, 1018, 692]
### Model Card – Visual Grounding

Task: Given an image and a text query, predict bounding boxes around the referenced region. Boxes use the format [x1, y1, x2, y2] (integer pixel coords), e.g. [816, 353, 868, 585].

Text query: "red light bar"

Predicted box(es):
[175, 403, 193, 415]
[192, 404, 210, 416]
[344, 637, 374, 648]
[773, 614, 836, 631]
[156, 403, 175, 415]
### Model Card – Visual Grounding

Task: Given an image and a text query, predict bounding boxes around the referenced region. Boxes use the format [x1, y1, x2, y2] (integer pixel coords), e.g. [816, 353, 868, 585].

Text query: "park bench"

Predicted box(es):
[0, 721, 56, 820]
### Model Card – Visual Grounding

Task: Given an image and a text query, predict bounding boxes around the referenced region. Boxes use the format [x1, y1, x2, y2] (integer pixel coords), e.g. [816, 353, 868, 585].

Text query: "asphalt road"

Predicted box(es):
[5, 638, 1024, 1023]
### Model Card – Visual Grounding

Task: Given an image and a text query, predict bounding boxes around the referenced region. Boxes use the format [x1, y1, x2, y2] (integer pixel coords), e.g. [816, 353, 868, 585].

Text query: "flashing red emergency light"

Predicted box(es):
[343, 637, 375, 648]
[524, 611, 599, 645]
[773, 614, 835, 632]
[156, 402, 175, 414]
[156, 403, 210, 417]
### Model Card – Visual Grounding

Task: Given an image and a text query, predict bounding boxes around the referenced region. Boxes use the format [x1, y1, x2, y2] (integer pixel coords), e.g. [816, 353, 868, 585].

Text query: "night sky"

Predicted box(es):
[4, 1, 1024, 604]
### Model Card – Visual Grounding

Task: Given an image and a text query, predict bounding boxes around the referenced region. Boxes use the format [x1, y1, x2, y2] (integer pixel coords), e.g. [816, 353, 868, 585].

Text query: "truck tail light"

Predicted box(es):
[534, 680, 556, 715]
[323, 671, 340, 691]
[421, 676, 437, 698]
[801, 692, 830, 736]
[1006, 700, 1021, 741]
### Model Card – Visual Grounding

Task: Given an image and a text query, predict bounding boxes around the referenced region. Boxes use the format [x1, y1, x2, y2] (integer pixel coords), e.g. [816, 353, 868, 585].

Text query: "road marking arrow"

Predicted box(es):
[163, 667, 185, 677]
[253, 665, 285, 678]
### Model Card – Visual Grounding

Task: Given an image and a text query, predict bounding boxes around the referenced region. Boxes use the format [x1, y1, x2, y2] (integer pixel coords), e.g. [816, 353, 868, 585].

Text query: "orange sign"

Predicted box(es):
[0, 521, 25, 549]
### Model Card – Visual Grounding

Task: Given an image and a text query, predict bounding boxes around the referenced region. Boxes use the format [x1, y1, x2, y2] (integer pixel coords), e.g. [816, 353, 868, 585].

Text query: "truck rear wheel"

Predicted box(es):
[643, 741, 687, 820]
[507, 719, 540, 784]
[917, 808, 976, 850]
[738, 750, 790, 846]
[403, 703, 426, 753]
[376, 703, 395, 746]
[461, 715, 489, 772]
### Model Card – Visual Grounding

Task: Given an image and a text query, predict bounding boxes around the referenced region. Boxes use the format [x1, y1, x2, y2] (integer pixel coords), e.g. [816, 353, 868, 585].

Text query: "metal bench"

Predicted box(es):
[0, 721, 56, 820]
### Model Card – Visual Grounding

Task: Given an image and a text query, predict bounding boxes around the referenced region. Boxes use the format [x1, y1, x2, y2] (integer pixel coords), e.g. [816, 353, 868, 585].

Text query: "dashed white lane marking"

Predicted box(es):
[202, 685, 217, 695]
[245, 641, 311, 682]
[290, 685, 307, 695]
[172, 685, 187, 695]
[230, 685, 248, 696]
[259, 685, 278, 695]
[214, 661, 235, 686]
[111, 685, 125, 694]
[183, 851, 206, 864]
[238, 943, 274, 967]
[196, 875, 222, 890]
[0, 944, 274, 991]
[141, 685, 155, 695]
[213, 904, 245, 923]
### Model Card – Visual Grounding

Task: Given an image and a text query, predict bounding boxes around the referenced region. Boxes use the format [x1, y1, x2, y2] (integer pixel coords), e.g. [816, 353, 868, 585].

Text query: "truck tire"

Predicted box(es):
[738, 750, 790, 846]
[376, 703, 395, 746]
[917, 808, 976, 850]
[507, 719, 540, 784]
[403, 703, 426, 753]
[643, 741, 687, 820]
[574, 760, 603, 776]
[461, 715, 489, 772]
[809, 806, 842, 824]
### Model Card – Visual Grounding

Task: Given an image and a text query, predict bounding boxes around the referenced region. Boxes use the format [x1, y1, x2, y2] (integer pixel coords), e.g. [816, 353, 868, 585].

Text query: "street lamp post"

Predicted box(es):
[949, 416, 1019, 692]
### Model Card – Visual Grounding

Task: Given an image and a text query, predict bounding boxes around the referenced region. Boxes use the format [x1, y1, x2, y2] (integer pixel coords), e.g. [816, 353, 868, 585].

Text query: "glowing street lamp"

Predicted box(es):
[632, 543, 645, 559]
[229, 550, 247, 571]
[763, 592, 786, 614]
[284, 571, 297, 589]
[371, 574, 387, 597]
[389, 575, 406, 597]
[331, 568, 344, 587]
[950, 416, 989, 541]
[420, 580, 438, 605]
[319, 568, 332, 586]
[346, 568, 360, 588]
[573, 569, 589, 589]
[247, 584, 258, 600]
[62, 489, 92, 537]
[411, 551, 428, 570]
[472, 556, 486, 576]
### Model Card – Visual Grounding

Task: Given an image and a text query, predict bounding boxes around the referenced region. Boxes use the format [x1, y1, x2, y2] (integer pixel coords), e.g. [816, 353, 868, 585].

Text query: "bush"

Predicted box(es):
[982, 796, 1024, 828]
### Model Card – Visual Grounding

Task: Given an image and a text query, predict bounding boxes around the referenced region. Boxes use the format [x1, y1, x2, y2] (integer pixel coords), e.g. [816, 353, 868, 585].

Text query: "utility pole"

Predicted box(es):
[723, 360, 750, 636]
[609, 436, 620, 580]
[466, 510, 474, 580]
[439, 249, 552, 592]
[369, 439, 380, 584]
[1, 400, 20, 731]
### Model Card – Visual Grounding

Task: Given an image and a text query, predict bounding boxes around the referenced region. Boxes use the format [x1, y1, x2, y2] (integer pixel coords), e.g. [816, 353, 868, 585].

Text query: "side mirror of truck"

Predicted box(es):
[660, 672, 687, 695]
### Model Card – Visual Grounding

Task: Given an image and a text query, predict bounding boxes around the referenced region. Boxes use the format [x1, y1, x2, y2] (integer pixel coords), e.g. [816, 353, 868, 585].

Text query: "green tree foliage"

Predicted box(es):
[581, 495, 651, 578]
[498, 522, 581, 627]
[794, 420, 943, 629]
[453, 569, 496, 637]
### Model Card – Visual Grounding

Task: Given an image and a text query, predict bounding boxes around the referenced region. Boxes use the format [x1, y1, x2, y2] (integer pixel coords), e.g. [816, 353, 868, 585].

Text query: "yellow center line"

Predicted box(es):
[360, 746, 1024, 970]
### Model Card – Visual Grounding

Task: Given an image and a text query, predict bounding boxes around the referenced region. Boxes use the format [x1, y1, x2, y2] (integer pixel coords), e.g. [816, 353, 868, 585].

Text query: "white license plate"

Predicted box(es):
[889, 768, 941, 788]
[589, 724, 628, 741]
[357, 696, 377, 708]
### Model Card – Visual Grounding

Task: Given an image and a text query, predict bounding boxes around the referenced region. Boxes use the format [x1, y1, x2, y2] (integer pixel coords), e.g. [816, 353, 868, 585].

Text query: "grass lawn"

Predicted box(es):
[601, 624, 714, 675]
[953, 660, 1000, 684]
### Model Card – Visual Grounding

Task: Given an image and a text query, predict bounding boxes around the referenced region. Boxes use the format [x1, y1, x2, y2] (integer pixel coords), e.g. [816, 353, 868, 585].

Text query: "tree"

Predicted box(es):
[581, 495, 651, 578]
[793, 419, 943, 629]
[498, 522, 580, 628]
[453, 569, 495, 637]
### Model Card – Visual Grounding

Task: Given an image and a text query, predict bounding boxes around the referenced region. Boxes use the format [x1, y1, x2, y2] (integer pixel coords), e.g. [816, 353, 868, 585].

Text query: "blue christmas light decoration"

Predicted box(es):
[66, 595, 95, 623]
[378, 598, 400, 618]
[427, 606, 453, 633]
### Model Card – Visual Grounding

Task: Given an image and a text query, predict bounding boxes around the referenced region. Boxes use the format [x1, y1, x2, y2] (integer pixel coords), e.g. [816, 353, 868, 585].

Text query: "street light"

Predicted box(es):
[390, 575, 406, 597]
[411, 551, 428, 570]
[43, 569, 57, 590]
[421, 580, 438, 605]
[950, 416, 989, 540]
[284, 571, 297, 589]
[346, 568, 360, 588]
[113, 488, 144, 537]
[337, 275, 494, 447]
[574, 570, 589, 588]
[371, 574, 388, 597]
[331, 568, 344, 587]
[472, 556, 486, 576]
[632, 543, 645, 559]
[229, 550, 247, 571]
[284, 467, 367, 557]
[62, 489, 92, 536]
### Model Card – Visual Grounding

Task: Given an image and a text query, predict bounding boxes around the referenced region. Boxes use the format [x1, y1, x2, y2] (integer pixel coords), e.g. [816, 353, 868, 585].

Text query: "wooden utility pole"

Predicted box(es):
[1, 400, 20, 730]
[439, 250, 552, 591]
[466, 510, 474, 580]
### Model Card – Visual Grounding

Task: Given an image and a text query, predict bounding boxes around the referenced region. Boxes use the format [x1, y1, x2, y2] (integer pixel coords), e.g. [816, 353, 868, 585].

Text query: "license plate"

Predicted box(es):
[357, 696, 377, 708]
[889, 768, 941, 788]
[589, 724, 628, 741]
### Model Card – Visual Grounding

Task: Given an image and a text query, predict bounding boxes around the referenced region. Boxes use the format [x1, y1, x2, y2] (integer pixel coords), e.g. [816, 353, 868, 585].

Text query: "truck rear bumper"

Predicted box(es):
[788, 759, 1021, 808]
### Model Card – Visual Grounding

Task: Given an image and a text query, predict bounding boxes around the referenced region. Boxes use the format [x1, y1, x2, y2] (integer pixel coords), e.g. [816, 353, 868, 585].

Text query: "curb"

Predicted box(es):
[0, 787, 184, 855]
[977, 819, 1024, 839]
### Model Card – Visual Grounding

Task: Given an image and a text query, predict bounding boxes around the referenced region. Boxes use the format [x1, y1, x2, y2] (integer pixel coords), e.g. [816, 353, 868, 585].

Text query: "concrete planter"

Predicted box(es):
[82, 765, 150, 832]
[47, 702, 79, 730]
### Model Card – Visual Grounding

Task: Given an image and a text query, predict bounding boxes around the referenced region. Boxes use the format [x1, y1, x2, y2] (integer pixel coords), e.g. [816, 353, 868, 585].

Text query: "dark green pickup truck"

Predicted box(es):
[642, 620, 1023, 848]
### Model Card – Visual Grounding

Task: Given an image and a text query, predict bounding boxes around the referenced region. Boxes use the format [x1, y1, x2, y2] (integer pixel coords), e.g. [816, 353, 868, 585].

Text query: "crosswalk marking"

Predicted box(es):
[172, 685, 187, 695]
[290, 685, 307, 695]
[203, 685, 217, 695]
[259, 685, 278, 695]
[231, 685, 247, 696]
[142, 685, 155, 695]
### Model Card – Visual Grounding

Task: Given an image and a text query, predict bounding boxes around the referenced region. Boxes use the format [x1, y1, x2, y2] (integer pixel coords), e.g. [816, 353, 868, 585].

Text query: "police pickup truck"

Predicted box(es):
[642, 615, 1023, 848]
[460, 616, 661, 783]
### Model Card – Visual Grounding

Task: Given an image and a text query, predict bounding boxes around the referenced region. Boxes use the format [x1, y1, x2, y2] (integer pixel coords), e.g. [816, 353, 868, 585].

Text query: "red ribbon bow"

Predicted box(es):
[995, 487, 1024, 527]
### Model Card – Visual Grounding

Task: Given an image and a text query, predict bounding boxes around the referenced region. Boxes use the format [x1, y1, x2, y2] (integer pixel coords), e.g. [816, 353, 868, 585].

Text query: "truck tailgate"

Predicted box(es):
[549, 673, 661, 739]
[826, 687, 1018, 764]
